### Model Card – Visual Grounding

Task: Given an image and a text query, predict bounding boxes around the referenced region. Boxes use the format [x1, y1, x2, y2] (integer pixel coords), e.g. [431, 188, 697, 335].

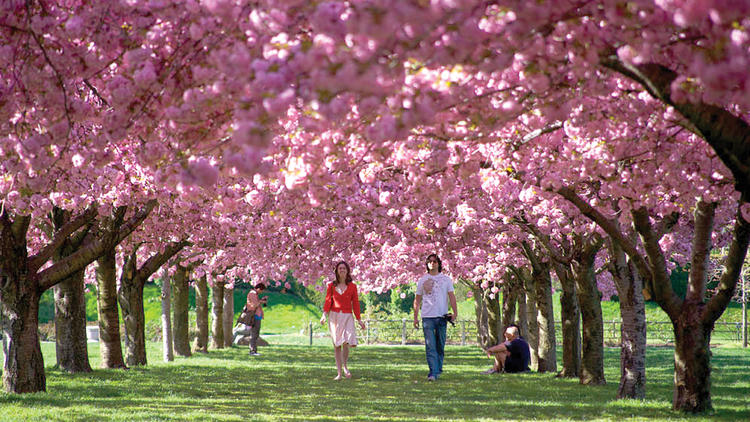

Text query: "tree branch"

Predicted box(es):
[686, 201, 716, 302]
[37, 200, 157, 291]
[631, 207, 682, 318]
[704, 200, 750, 323]
[29, 206, 97, 272]
[600, 53, 750, 197]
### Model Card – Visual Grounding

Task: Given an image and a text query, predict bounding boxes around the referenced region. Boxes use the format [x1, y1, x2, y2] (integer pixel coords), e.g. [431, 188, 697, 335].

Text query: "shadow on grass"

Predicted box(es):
[0, 345, 748, 421]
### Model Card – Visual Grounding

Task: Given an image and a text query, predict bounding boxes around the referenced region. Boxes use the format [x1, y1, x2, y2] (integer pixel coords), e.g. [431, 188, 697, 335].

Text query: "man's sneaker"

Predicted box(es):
[249, 351, 260, 356]
[427, 375, 436, 381]
[481, 367, 499, 375]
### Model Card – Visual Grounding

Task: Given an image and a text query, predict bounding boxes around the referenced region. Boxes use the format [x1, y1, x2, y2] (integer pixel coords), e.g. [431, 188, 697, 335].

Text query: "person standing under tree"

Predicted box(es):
[413, 253, 458, 381]
[320, 260, 366, 380]
[245, 282, 267, 356]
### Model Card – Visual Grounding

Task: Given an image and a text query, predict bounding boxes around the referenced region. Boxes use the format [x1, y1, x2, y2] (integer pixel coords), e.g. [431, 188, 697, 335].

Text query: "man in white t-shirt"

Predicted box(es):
[413, 253, 457, 381]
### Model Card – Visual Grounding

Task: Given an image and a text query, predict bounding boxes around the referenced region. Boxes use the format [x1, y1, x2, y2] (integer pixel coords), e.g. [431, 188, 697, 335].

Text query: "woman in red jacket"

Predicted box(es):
[320, 260, 366, 380]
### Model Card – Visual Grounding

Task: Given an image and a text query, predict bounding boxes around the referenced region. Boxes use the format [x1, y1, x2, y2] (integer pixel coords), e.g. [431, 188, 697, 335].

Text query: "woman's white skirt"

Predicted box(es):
[328, 311, 358, 347]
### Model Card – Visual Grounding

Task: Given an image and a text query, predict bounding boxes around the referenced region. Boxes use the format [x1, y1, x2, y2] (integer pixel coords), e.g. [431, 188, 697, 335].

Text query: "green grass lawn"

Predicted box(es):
[1, 342, 748, 421]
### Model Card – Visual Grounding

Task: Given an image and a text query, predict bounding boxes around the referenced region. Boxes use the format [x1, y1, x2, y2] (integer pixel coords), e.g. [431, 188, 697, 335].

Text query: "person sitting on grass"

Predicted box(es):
[481, 324, 530, 374]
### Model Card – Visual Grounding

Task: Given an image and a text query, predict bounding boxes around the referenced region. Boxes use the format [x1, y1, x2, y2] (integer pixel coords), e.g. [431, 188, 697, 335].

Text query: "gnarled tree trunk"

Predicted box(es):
[472, 283, 502, 349]
[608, 240, 646, 399]
[96, 248, 126, 368]
[195, 275, 209, 353]
[53, 270, 92, 373]
[501, 277, 518, 329]
[118, 275, 147, 367]
[571, 235, 606, 385]
[521, 242, 556, 373]
[554, 263, 581, 378]
[210, 281, 225, 348]
[1, 274, 46, 393]
[172, 265, 192, 357]
[519, 268, 539, 371]
[50, 208, 92, 373]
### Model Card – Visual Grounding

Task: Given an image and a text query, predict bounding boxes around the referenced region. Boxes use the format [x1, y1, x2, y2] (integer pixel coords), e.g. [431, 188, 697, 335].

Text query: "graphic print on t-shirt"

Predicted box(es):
[423, 276, 440, 304]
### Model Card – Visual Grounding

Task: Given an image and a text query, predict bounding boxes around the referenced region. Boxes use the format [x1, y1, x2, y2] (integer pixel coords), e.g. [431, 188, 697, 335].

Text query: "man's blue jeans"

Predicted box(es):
[422, 317, 447, 378]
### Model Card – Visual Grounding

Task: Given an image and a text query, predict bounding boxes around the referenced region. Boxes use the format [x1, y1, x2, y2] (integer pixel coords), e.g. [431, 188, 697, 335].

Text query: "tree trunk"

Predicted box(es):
[161, 269, 173, 362]
[194, 275, 209, 353]
[473, 285, 491, 348]
[673, 302, 713, 413]
[223, 286, 235, 348]
[95, 249, 126, 368]
[501, 280, 517, 329]
[609, 241, 647, 399]
[472, 285, 502, 349]
[1, 275, 46, 393]
[534, 260, 557, 373]
[172, 265, 192, 357]
[572, 243, 606, 385]
[118, 258, 148, 367]
[50, 208, 92, 373]
[516, 282, 528, 341]
[554, 263, 581, 378]
[211, 282, 225, 349]
[53, 270, 92, 373]
[522, 271, 539, 371]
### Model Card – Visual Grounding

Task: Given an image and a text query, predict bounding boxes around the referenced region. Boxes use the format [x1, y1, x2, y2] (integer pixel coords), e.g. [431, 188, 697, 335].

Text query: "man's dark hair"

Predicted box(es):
[425, 253, 442, 273]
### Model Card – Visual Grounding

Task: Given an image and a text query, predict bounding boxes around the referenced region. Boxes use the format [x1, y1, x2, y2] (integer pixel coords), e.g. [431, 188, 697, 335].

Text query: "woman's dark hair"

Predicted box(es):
[425, 253, 442, 273]
[334, 260, 353, 284]
[254, 282, 266, 290]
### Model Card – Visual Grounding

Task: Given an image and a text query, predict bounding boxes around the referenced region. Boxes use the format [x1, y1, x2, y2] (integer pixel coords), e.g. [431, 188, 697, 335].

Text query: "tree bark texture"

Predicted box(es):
[194, 275, 209, 353]
[501, 279, 517, 329]
[672, 303, 713, 413]
[554, 263, 581, 378]
[571, 237, 606, 385]
[222, 287, 234, 348]
[53, 271, 92, 373]
[472, 285, 502, 349]
[95, 249, 126, 368]
[118, 254, 148, 367]
[161, 268, 173, 362]
[1, 275, 46, 393]
[521, 242, 557, 374]
[51, 208, 92, 373]
[516, 282, 528, 342]
[521, 269, 539, 371]
[172, 265, 192, 357]
[210, 282, 225, 349]
[609, 241, 647, 399]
